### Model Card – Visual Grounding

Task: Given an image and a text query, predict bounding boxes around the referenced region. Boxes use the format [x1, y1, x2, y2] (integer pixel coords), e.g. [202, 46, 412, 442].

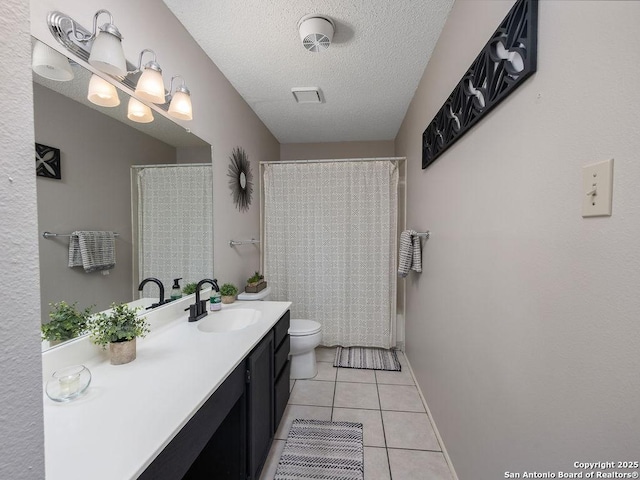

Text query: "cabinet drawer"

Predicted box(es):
[274, 361, 291, 431]
[274, 310, 290, 349]
[274, 335, 290, 378]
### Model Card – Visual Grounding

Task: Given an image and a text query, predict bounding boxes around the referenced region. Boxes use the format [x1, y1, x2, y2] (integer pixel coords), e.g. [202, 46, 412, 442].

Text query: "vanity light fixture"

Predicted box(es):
[47, 11, 195, 120]
[87, 74, 120, 107]
[167, 75, 193, 121]
[127, 97, 154, 123]
[32, 40, 74, 81]
[132, 49, 166, 104]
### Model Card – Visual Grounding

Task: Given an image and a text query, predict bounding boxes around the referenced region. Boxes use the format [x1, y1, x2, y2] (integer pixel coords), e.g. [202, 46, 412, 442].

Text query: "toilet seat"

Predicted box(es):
[289, 319, 321, 336]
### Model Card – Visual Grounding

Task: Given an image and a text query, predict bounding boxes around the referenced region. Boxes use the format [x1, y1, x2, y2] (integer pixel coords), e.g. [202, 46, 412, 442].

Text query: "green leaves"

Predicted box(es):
[220, 283, 238, 296]
[87, 302, 150, 348]
[182, 282, 197, 295]
[41, 301, 93, 342]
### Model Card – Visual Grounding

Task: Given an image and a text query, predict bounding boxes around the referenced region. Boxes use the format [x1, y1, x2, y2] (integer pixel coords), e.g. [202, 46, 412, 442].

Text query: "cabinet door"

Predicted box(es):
[246, 331, 274, 479]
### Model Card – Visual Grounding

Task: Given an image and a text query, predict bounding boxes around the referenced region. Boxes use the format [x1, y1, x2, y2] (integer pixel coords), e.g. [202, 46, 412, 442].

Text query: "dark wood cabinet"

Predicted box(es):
[246, 331, 274, 480]
[140, 309, 291, 480]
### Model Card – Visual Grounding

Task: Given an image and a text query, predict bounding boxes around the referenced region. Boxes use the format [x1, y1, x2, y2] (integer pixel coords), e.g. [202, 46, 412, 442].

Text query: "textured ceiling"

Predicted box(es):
[163, 0, 454, 143]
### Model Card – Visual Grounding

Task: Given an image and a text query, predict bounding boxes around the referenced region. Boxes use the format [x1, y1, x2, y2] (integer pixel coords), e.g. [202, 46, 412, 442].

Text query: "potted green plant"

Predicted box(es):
[245, 271, 267, 293]
[183, 282, 197, 295]
[87, 302, 150, 365]
[220, 283, 239, 304]
[41, 301, 93, 346]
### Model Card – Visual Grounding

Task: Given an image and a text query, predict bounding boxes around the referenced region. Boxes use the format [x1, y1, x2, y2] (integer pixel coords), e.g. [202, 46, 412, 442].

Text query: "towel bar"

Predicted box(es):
[42, 231, 120, 239]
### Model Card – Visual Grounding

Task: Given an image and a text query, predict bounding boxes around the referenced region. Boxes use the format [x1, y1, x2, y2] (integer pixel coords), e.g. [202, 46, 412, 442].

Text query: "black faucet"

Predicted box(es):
[188, 278, 219, 322]
[138, 277, 167, 309]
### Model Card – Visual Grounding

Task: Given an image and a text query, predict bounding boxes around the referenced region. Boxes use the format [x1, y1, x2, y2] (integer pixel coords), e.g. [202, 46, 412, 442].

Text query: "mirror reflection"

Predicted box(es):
[32, 38, 212, 349]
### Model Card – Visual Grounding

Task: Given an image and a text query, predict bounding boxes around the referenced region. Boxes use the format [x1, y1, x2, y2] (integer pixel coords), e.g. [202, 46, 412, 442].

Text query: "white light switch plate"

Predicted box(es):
[582, 158, 614, 217]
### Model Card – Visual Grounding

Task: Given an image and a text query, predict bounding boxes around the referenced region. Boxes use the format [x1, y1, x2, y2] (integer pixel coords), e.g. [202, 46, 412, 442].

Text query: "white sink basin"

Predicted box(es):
[197, 308, 262, 333]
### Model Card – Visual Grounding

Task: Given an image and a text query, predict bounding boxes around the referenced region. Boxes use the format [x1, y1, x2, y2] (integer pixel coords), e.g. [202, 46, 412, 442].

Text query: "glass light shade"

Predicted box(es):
[127, 97, 154, 123]
[135, 68, 166, 104]
[168, 91, 193, 121]
[88, 30, 127, 76]
[87, 74, 120, 107]
[32, 41, 74, 81]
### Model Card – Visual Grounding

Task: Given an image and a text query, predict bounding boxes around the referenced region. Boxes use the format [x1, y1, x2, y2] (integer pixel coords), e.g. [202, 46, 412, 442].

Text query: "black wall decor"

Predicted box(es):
[35, 143, 62, 179]
[227, 147, 253, 212]
[422, 0, 538, 169]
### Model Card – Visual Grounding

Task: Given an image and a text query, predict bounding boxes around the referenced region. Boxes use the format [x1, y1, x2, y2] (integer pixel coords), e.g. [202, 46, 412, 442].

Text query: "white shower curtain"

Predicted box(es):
[136, 165, 213, 298]
[264, 161, 398, 348]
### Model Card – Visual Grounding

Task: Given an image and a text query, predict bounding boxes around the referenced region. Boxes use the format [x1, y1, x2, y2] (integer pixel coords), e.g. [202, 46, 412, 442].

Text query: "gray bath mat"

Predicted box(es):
[275, 419, 364, 480]
[333, 346, 401, 371]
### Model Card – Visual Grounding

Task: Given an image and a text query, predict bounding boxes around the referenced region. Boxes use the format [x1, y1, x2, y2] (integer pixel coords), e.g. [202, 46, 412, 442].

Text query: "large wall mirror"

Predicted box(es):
[32, 38, 213, 349]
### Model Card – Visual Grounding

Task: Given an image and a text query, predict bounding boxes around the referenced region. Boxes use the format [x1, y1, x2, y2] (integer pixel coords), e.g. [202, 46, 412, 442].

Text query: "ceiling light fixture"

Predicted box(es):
[297, 14, 335, 53]
[32, 40, 74, 81]
[132, 49, 165, 104]
[167, 76, 193, 121]
[87, 74, 120, 107]
[127, 97, 154, 123]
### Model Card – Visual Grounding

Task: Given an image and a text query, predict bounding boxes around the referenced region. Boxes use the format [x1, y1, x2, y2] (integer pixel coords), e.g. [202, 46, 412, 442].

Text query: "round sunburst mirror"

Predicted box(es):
[227, 147, 253, 212]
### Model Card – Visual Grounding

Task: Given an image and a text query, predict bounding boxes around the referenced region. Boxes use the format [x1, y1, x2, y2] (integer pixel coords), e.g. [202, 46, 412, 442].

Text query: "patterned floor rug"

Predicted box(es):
[274, 419, 364, 480]
[333, 346, 401, 371]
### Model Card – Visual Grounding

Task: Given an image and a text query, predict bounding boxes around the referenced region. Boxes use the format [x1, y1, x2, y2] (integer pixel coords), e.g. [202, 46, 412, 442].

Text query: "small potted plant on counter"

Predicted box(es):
[245, 271, 267, 293]
[88, 302, 150, 365]
[220, 283, 239, 304]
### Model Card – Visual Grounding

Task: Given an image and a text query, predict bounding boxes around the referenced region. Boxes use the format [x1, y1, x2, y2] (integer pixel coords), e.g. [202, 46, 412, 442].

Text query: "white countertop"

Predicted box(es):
[43, 300, 291, 480]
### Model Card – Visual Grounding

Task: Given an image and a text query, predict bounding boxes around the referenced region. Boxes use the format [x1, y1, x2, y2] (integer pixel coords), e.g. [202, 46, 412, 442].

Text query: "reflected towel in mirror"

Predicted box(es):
[68, 231, 116, 273]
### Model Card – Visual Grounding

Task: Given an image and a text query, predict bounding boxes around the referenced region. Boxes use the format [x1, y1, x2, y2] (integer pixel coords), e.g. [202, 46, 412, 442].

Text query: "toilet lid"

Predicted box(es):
[289, 319, 321, 336]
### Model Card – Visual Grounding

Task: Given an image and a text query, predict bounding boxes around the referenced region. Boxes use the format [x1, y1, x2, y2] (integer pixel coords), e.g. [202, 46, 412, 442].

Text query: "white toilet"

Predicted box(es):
[288, 319, 322, 379]
[237, 287, 323, 380]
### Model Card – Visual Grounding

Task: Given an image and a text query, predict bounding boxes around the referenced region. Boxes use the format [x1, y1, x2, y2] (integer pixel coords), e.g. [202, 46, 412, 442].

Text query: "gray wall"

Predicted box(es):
[280, 140, 395, 160]
[395, 1, 640, 479]
[0, 0, 45, 478]
[35, 84, 176, 321]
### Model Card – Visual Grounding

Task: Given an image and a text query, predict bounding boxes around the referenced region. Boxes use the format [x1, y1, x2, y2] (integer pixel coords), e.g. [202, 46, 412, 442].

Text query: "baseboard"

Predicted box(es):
[402, 353, 459, 480]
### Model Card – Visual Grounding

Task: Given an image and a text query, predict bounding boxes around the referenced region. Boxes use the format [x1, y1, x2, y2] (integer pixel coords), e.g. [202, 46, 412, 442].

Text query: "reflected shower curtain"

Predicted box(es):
[137, 165, 213, 297]
[264, 161, 398, 348]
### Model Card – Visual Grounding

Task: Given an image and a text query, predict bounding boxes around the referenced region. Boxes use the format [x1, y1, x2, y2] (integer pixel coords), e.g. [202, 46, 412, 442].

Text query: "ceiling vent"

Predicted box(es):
[297, 14, 335, 53]
[291, 87, 324, 104]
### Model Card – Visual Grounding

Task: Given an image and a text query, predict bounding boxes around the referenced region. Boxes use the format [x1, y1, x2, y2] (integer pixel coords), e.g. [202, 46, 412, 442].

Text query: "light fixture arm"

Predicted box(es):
[129, 49, 159, 75]
[70, 9, 115, 43]
[168, 75, 190, 100]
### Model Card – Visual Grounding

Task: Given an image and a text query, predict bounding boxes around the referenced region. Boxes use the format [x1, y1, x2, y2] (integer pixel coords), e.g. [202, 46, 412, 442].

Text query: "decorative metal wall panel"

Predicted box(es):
[422, 0, 538, 169]
[35, 143, 62, 179]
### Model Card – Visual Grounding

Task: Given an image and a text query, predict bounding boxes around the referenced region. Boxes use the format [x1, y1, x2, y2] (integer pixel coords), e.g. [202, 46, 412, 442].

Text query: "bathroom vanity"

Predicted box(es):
[42, 299, 291, 480]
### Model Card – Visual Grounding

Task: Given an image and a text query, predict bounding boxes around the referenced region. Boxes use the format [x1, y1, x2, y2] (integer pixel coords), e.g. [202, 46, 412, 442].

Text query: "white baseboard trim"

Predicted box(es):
[402, 353, 459, 480]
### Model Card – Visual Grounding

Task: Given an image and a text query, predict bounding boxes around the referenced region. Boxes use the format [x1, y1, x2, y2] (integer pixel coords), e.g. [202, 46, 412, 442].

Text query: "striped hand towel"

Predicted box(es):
[398, 230, 422, 277]
[69, 231, 116, 273]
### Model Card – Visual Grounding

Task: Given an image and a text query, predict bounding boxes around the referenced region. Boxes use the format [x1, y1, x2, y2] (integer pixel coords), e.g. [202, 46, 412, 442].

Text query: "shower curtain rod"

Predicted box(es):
[259, 156, 406, 165]
[130, 163, 212, 169]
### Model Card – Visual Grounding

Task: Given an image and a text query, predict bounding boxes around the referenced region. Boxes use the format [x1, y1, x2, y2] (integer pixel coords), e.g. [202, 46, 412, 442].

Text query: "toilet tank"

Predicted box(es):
[237, 286, 272, 301]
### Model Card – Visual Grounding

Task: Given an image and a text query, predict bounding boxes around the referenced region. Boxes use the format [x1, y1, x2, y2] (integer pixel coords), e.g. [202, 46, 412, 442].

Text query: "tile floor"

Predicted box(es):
[260, 347, 454, 479]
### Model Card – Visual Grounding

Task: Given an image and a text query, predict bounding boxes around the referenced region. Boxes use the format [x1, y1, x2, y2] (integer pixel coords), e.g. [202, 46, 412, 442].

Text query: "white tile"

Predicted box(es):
[315, 346, 336, 363]
[288, 379, 334, 407]
[289, 379, 295, 393]
[337, 368, 376, 383]
[382, 411, 440, 451]
[375, 368, 414, 385]
[377, 384, 425, 412]
[310, 362, 337, 382]
[332, 408, 385, 447]
[275, 405, 332, 440]
[333, 382, 380, 410]
[259, 439, 285, 480]
[387, 449, 452, 480]
[364, 447, 390, 480]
